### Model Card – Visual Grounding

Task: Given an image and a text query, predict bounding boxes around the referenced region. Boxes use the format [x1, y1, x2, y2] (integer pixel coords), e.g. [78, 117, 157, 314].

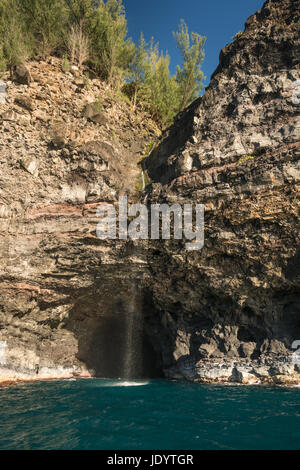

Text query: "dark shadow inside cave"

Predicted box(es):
[66, 278, 164, 379]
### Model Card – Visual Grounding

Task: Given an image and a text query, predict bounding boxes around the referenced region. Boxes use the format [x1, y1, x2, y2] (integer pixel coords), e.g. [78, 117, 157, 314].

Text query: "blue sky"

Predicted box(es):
[123, 0, 265, 88]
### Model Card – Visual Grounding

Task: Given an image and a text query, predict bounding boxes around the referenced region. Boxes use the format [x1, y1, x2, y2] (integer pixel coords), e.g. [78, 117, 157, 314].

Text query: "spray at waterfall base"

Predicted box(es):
[96, 196, 204, 251]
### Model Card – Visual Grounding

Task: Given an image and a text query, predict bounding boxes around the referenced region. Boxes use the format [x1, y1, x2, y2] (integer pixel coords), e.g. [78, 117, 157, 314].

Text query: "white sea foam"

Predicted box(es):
[91, 380, 150, 387]
[114, 381, 149, 387]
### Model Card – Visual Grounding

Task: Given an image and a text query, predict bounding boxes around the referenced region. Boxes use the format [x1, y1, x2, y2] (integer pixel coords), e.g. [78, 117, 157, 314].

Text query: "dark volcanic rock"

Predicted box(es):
[144, 0, 300, 384]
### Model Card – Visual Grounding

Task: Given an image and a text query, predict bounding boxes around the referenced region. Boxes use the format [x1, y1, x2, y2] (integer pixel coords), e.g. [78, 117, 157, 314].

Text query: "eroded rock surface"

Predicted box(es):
[144, 0, 300, 384]
[0, 58, 161, 382]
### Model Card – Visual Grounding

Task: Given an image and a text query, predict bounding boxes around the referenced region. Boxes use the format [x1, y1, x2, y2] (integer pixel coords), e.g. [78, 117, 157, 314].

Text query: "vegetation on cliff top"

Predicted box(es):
[0, 0, 206, 127]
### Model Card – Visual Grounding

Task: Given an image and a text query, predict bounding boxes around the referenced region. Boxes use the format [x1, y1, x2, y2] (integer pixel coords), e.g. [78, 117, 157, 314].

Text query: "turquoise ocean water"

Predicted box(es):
[0, 379, 299, 450]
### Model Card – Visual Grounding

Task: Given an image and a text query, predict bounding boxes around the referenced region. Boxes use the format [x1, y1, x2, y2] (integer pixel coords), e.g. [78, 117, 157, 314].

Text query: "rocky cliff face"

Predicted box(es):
[144, 0, 300, 384]
[0, 0, 299, 385]
[0, 58, 162, 383]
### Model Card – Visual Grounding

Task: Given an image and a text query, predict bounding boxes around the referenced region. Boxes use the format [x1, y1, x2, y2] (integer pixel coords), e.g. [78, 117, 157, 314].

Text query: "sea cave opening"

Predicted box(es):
[68, 282, 164, 379]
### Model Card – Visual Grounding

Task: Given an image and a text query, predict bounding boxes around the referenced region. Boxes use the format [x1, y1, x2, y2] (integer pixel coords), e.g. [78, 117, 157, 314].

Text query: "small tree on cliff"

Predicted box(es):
[139, 39, 180, 127]
[64, 0, 94, 25]
[67, 20, 89, 68]
[0, 0, 31, 73]
[89, 0, 135, 88]
[174, 19, 206, 112]
[128, 33, 148, 110]
[19, 0, 68, 58]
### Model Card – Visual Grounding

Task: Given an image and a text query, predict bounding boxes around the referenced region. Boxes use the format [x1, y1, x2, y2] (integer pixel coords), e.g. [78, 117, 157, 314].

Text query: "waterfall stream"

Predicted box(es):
[141, 169, 146, 191]
[122, 285, 143, 379]
[140, 138, 159, 192]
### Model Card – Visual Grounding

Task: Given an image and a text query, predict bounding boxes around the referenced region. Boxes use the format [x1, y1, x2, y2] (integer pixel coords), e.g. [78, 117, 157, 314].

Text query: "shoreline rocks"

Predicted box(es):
[164, 356, 300, 385]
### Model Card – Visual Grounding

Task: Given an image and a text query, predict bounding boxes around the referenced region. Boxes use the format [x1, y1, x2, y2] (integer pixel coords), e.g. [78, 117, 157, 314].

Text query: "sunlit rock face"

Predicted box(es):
[144, 0, 300, 384]
[0, 58, 162, 383]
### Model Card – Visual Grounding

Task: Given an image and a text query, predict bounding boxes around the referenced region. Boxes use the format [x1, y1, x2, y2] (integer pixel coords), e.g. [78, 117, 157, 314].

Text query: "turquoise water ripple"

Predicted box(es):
[0, 379, 299, 450]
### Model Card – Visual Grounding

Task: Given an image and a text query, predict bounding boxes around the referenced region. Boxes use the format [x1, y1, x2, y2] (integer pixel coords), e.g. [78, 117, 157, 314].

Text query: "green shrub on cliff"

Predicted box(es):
[19, 0, 68, 58]
[0, 0, 31, 72]
[94, 96, 103, 113]
[140, 43, 181, 126]
[127, 32, 148, 110]
[0, 0, 206, 128]
[144, 141, 156, 158]
[127, 38, 181, 127]
[87, 0, 135, 87]
[0, 45, 6, 75]
[126, 21, 206, 126]
[174, 19, 206, 112]
[237, 155, 255, 165]
[62, 54, 70, 73]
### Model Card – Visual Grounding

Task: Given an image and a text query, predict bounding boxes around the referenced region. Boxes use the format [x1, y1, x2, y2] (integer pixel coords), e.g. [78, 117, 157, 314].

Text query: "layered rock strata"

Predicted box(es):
[144, 0, 300, 384]
[0, 58, 161, 383]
